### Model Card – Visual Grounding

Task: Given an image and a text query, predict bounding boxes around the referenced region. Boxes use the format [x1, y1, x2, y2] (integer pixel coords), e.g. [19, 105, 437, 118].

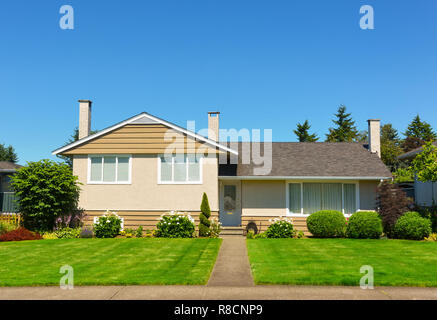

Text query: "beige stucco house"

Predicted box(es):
[53, 100, 392, 234]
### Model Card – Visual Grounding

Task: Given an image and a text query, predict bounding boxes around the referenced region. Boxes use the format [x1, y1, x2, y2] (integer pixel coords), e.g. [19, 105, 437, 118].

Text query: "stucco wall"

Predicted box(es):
[359, 180, 379, 211]
[73, 154, 219, 211]
[241, 180, 287, 216]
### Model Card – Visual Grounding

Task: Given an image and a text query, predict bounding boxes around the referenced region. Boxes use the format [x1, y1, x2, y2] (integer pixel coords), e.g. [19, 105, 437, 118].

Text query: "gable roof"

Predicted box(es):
[398, 141, 437, 160]
[52, 112, 238, 155]
[219, 142, 392, 179]
[0, 161, 22, 172]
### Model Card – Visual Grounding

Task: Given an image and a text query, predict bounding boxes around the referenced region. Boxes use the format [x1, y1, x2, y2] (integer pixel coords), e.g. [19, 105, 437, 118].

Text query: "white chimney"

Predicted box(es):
[78, 100, 92, 139]
[208, 112, 220, 141]
[367, 119, 381, 158]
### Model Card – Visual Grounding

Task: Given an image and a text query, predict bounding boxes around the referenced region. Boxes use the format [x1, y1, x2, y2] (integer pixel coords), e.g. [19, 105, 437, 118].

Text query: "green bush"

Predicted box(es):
[0, 222, 17, 235]
[80, 226, 93, 238]
[415, 206, 437, 233]
[199, 193, 211, 237]
[155, 212, 195, 238]
[306, 210, 346, 238]
[346, 211, 383, 239]
[209, 217, 221, 238]
[93, 211, 123, 238]
[394, 211, 432, 240]
[135, 226, 143, 238]
[10, 160, 80, 232]
[265, 218, 295, 238]
[54, 227, 81, 239]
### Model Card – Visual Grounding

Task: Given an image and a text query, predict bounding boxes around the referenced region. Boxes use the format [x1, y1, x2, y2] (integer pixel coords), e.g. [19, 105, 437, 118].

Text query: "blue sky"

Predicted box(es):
[1, 0, 436, 164]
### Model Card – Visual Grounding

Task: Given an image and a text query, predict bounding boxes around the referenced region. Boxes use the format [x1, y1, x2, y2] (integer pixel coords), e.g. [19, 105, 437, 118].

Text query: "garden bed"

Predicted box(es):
[247, 238, 437, 286]
[0, 238, 221, 286]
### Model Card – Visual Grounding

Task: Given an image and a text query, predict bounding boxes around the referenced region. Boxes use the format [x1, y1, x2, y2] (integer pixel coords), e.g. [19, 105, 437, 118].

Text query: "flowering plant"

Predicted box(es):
[265, 217, 295, 238]
[209, 217, 222, 238]
[155, 211, 195, 238]
[93, 210, 123, 238]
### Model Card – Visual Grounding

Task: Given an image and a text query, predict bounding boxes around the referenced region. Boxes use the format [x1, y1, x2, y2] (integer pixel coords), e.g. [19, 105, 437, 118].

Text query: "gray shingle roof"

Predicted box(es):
[0, 161, 22, 171]
[219, 142, 392, 178]
[398, 141, 437, 160]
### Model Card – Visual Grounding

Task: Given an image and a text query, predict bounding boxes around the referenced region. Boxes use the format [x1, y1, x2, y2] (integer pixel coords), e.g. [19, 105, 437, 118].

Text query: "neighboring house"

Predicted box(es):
[53, 100, 392, 233]
[0, 161, 21, 213]
[398, 142, 437, 207]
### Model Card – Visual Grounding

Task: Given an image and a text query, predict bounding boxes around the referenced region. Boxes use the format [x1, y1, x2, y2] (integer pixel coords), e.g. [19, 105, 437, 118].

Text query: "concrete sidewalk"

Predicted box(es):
[1, 285, 437, 300]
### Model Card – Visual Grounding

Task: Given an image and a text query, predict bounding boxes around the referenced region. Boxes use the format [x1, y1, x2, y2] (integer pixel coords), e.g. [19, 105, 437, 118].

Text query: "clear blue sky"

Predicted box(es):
[1, 0, 436, 165]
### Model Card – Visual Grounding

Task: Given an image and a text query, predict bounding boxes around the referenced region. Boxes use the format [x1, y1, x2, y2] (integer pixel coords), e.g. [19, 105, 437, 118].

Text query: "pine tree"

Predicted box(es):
[293, 120, 318, 142]
[199, 192, 211, 237]
[0, 144, 18, 163]
[404, 115, 437, 142]
[381, 124, 400, 143]
[380, 124, 403, 171]
[325, 105, 358, 142]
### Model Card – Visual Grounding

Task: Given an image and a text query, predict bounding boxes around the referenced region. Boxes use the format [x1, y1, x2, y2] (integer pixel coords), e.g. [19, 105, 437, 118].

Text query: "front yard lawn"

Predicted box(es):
[247, 238, 437, 287]
[0, 238, 221, 286]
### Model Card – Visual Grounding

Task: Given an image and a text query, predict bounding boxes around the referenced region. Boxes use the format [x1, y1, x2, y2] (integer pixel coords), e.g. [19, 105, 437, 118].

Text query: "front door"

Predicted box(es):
[220, 181, 241, 226]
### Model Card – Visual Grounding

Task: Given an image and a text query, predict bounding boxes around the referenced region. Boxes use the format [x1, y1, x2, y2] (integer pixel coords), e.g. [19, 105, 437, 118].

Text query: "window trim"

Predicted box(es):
[87, 154, 132, 185]
[285, 180, 360, 217]
[157, 155, 203, 185]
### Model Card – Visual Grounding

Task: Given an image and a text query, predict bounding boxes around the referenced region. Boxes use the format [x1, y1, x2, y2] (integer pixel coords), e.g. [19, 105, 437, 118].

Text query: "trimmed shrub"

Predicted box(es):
[10, 160, 81, 232]
[199, 193, 211, 237]
[265, 218, 295, 238]
[346, 211, 383, 239]
[306, 210, 346, 238]
[93, 211, 123, 238]
[394, 211, 432, 240]
[376, 181, 412, 238]
[0, 227, 42, 242]
[414, 206, 437, 233]
[155, 211, 195, 238]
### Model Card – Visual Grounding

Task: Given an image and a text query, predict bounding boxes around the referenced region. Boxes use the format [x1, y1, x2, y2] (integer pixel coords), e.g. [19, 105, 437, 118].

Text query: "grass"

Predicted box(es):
[247, 238, 437, 287]
[0, 238, 222, 286]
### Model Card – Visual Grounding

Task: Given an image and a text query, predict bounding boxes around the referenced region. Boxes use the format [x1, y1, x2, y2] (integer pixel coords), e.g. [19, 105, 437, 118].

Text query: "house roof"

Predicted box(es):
[52, 112, 238, 155]
[398, 141, 437, 160]
[0, 161, 22, 172]
[219, 142, 392, 179]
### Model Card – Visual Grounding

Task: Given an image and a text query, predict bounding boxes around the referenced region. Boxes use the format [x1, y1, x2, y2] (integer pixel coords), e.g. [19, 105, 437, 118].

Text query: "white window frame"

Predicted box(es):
[157, 155, 203, 185]
[285, 180, 360, 217]
[87, 154, 132, 185]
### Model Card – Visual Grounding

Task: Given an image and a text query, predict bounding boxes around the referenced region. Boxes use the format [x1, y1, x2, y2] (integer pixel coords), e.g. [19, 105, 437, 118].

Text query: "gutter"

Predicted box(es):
[218, 176, 392, 181]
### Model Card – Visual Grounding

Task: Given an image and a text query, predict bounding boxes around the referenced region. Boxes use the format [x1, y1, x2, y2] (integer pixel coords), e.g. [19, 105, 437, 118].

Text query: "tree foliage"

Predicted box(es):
[325, 105, 359, 142]
[376, 181, 412, 238]
[199, 192, 211, 237]
[411, 141, 437, 183]
[404, 115, 437, 142]
[11, 160, 81, 232]
[0, 143, 18, 163]
[293, 120, 318, 142]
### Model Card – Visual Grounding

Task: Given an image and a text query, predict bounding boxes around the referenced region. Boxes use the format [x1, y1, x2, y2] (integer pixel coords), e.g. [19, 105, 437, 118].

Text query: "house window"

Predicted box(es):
[288, 182, 357, 215]
[88, 155, 131, 184]
[159, 154, 202, 184]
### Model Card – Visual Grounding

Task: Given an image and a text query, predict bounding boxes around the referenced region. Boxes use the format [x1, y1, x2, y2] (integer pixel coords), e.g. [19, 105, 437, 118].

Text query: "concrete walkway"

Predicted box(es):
[1, 285, 437, 300]
[207, 236, 254, 287]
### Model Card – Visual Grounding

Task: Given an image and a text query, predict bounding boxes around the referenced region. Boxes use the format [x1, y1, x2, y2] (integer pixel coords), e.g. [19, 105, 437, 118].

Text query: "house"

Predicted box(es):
[53, 100, 392, 233]
[0, 161, 21, 213]
[398, 142, 437, 207]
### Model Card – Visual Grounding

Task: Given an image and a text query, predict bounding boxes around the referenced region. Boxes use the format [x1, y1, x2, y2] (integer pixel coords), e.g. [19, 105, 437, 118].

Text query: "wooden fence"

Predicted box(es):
[0, 213, 21, 226]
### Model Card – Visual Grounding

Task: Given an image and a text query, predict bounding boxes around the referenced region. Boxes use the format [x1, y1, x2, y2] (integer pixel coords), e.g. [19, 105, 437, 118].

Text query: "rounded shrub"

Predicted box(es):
[155, 211, 195, 238]
[394, 211, 432, 240]
[306, 210, 346, 238]
[346, 211, 383, 239]
[93, 211, 123, 238]
[265, 218, 295, 238]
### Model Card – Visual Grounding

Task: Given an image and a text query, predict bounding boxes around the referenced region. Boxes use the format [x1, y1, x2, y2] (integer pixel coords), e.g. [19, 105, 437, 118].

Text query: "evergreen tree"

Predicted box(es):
[199, 192, 211, 237]
[325, 105, 358, 142]
[0, 144, 18, 163]
[57, 127, 98, 168]
[380, 124, 403, 171]
[404, 115, 437, 142]
[293, 120, 318, 142]
[381, 124, 400, 143]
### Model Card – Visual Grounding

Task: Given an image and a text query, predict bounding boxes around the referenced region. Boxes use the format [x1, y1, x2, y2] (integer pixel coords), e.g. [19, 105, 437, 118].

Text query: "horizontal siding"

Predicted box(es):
[241, 216, 310, 235]
[63, 124, 221, 155]
[84, 210, 219, 230]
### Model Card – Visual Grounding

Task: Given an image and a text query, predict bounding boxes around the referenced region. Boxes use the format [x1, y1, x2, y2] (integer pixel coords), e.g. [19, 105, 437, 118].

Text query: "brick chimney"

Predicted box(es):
[367, 119, 381, 158]
[208, 112, 220, 141]
[78, 100, 92, 139]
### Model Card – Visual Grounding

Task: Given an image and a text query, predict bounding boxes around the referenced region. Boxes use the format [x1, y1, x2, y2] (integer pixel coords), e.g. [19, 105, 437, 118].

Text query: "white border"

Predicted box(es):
[87, 154, 132, 185]
[157, 155, 203, 185]
[284, 180, 360, 217]
[52, 112, 238, 155]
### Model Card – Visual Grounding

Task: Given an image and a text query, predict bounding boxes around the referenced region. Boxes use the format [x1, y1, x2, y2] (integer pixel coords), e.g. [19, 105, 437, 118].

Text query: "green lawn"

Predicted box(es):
[247, 238, 437, 287]
[0, 238, 221, 286]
